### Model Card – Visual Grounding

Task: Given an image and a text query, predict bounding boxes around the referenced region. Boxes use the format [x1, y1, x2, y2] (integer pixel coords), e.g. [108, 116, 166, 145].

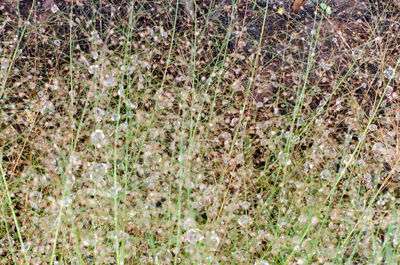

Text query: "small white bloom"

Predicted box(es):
[54, 39, 61, 47]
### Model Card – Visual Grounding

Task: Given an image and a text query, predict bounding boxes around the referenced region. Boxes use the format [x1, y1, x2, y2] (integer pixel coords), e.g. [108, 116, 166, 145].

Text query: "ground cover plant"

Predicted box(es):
[1, 0, 400, 264]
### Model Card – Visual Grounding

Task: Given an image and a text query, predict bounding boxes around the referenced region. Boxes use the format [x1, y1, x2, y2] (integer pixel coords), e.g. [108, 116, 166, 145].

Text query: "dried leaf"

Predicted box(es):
[292, 0, 304, 12]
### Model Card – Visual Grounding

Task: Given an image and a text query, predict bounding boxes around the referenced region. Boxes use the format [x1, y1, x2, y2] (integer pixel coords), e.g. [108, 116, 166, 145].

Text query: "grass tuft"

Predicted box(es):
[1, 0, 400, 264]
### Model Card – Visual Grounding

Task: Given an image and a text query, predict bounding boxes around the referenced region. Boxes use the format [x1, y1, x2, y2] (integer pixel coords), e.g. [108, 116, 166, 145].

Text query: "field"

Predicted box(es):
[1, 0, 400, 264]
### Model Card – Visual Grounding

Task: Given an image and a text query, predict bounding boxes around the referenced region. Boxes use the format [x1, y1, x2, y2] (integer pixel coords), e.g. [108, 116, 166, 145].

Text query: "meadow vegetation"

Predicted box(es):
[1, 0, 400, 264]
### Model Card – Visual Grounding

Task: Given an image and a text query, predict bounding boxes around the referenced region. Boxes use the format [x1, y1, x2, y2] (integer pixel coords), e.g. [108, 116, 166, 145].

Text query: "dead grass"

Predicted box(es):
[1, 0, 400, 264]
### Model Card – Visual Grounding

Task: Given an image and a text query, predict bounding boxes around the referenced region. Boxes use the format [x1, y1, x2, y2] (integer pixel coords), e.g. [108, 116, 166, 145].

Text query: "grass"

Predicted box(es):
[1, 0, 400, 264]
